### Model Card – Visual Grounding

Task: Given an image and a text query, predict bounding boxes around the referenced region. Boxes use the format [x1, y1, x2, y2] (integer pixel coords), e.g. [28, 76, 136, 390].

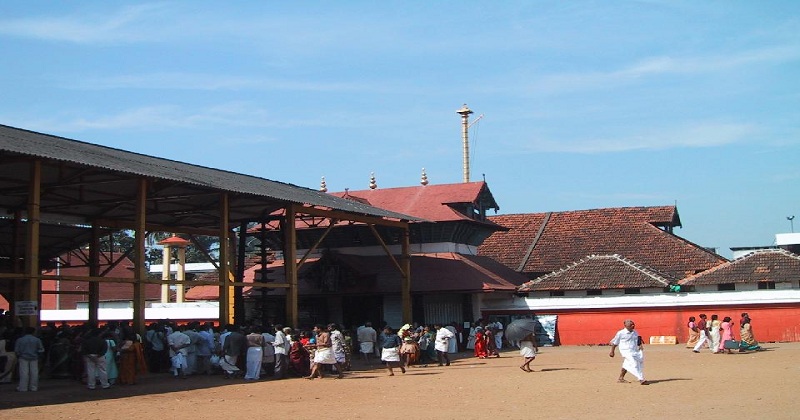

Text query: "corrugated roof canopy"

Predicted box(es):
[0, 124, 420, 265]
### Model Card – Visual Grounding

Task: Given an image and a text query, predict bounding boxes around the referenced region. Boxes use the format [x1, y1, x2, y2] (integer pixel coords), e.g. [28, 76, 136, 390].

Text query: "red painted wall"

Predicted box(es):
[485, 304, 800, 345]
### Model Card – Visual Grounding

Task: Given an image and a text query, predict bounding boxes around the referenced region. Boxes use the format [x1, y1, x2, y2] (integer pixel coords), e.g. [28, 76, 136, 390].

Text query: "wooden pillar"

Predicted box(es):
[23, 160, 41, 329]
[401, 227, 412, 324]
[218, 193, 232, 326]
[88, 226, 101, 325]
[284, 205, 298, 328]
[132, 178, 147, 334]
[234, 221, 247, 325]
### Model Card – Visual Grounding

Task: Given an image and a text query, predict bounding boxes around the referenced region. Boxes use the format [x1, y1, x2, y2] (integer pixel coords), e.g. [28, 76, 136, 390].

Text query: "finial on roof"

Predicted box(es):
[369, 172, 377, 189]
[319, 176, 328, 193]
[420, 168, 429, 186]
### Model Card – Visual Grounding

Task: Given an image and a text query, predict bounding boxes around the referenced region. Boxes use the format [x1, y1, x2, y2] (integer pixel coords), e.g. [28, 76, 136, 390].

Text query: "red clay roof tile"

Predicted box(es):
[518, 254, 676, 291]
[680, 249, 800, 285]
[479, 206, 725, 279]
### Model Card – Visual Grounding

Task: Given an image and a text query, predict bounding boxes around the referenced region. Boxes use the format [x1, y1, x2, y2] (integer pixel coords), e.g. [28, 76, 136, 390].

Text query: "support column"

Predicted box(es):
[284, 205, 298, 328]
[23, 160, 41, 329]
[133, 178, 147, 334]
[88, 227, 101, 326]
[234, 221, 247, 325]
[160, 245, 171, 303]
[176, 245, 186, 303]
[218, 193, 232, 326]
[401, 227, 412, 324]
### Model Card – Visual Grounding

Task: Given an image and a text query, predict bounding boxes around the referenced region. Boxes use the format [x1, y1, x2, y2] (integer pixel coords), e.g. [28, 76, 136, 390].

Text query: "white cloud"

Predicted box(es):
[0, 4, 171, 44]
[514, 122, 756, 154]
[528, 45, 800, 94]
[66, 72, 370, 93]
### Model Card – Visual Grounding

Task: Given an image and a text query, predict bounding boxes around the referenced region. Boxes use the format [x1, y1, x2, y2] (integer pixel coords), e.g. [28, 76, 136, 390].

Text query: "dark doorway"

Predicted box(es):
[342, 295, 383, 329]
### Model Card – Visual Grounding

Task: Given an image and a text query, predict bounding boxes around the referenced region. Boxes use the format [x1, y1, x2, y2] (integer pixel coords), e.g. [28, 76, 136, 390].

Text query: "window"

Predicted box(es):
[549, 291, 564, 297]
[757, 282, 776, 290]
[624, 288, 641, 295]
[717, 283, 735, 291]
[587, 289, 602, 296]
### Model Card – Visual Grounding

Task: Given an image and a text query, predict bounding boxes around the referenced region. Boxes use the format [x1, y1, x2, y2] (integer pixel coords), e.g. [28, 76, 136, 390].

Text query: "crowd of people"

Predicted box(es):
[686, 312, 763, 354]
[0, 308, 770, 393]
[0, 315, 480, 390]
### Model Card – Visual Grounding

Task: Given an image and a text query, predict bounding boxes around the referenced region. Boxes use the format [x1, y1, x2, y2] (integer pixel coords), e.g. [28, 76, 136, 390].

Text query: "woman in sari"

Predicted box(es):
[485, 327, 499, 357]
[685, 316, 699, 348]
[739, 315, 762, 352]
[398, 326, 418, 368]
[118, 331, 147, 384]
[718, 316, 735, 354]
[103, 332, 119, 385]
[708, 315, 721, 354]
[288, 334, 310, 377]
[474, 327, 488, 358]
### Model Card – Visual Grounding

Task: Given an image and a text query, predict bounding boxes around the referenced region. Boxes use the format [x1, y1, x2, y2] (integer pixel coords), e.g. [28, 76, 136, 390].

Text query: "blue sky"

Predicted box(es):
[1, 1, 798, 257]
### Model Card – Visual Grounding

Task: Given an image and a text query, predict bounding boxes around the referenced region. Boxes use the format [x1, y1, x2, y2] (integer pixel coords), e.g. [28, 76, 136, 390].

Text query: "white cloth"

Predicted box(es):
[357, 326, 377, 353]
[360, 342, 374, 354]
[244, 347, 262, 379]
[16, 358, 39, 392]
[693, 330, 709, 352]
[610, 328, 644, 381]
[272, 331, 288, 356]
[445, 326, 458, 353]
[167, 331, 191, 357]
[435, 327, 455, 352]
[84, 354, 109, 389]
[381, 347, 400, 362]
[519, 341, 536, 358]
[466, 328, 476, 350]
[171, 353, 188, 371]
[313, 347, 336, 365]
[219, 355, 240, 373]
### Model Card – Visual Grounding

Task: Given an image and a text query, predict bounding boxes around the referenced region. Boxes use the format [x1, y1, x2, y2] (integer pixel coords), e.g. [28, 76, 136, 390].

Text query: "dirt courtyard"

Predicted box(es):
[2, 342, 798, 419]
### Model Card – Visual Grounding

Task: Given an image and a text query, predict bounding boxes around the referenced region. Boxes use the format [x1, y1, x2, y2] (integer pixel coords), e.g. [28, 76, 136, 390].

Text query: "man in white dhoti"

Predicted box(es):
[609, 319, 648, 385]
[357, 322, 377, 362]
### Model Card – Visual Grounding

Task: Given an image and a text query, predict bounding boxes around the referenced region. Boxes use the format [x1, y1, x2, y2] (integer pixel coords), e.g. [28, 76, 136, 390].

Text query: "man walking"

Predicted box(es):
[692, 314, 710, 353]
[357, 321, 377, 363]
[434, 323, 454, 366]
[609, 319, 648, 385]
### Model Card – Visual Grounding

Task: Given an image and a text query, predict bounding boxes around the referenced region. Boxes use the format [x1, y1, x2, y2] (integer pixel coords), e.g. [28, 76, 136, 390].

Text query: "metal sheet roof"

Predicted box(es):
[0, 124, 420, 222]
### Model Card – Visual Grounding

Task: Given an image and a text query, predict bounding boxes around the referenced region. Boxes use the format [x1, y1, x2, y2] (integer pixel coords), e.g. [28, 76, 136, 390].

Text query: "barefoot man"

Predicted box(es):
[609, 319, 648, 385]
[519, 332, 538, 372]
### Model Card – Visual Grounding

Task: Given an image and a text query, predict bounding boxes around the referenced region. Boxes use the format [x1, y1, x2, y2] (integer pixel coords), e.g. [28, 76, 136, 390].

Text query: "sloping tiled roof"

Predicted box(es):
[479, 206, 725, 279]
[185, 252, 527, 300]
[518, 254, 676, 292]
[680, 249, 800, 286]
[329, 182, 499, 223]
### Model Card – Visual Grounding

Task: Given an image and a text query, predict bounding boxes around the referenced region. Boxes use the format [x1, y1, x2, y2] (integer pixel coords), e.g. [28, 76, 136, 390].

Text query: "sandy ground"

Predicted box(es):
[2, 342, 799, 419]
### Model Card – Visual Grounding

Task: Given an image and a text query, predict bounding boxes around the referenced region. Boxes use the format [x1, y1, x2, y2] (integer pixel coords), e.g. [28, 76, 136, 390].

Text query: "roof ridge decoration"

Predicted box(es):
[523, 254, 674, 288]
[734, 247, 800, 262]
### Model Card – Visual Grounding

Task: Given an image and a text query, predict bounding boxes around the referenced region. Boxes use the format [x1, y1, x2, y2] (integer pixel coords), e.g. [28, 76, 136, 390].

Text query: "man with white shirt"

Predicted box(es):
[272, 324, 288, 380]
[357, 322, 377, 362]
[434, 323, 455, 366]
[167, 327, 191, 378]
[609, 319, 648, 385]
